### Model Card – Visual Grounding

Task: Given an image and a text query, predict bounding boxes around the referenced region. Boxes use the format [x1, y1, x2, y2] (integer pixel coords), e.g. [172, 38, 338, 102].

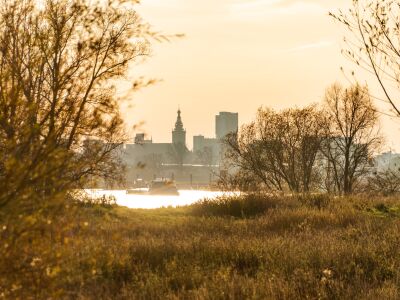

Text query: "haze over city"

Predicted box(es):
[122, 0, 400, 150]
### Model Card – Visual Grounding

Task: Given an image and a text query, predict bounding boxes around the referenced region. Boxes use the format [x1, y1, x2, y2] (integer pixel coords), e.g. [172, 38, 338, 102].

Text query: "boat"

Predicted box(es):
[126, 188, 148, 195]
[126, 179, 149, 194]
[148, 179, 179, 196]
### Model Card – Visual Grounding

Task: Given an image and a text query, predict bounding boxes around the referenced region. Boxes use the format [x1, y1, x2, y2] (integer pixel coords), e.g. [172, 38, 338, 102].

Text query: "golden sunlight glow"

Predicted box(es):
[87, 190, 234, 209]
[121, 0, 400, 151]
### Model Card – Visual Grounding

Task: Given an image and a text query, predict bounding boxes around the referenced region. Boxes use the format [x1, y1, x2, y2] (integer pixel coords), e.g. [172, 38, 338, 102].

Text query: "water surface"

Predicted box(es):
[86, 189, 228, 209]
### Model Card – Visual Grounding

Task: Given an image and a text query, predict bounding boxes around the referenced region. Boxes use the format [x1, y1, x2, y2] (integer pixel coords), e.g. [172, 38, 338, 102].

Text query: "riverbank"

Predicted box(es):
[3, 194, 400, 299]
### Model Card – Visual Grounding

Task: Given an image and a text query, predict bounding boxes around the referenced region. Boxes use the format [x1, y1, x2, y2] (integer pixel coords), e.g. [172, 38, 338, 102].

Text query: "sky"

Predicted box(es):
[120, 0, 400, 151]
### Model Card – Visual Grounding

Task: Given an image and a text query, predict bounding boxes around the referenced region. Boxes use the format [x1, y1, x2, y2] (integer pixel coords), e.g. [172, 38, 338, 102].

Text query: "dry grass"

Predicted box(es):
[2, 194, 400, 299]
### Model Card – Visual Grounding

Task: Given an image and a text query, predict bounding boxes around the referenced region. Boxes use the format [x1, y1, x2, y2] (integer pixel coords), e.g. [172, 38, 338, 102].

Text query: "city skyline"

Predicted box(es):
[131, 109, 239, 151]
[120, 0, 400, 151]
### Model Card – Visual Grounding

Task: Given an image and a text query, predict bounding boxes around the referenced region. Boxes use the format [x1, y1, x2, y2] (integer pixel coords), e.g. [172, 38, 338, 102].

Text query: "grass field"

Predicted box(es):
[3, 194, 400, 299]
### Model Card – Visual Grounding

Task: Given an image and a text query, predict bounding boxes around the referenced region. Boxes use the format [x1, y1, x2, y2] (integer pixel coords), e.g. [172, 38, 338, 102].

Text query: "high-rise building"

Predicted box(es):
[216, 112, 238, 139]
[172, 109, 186, 146]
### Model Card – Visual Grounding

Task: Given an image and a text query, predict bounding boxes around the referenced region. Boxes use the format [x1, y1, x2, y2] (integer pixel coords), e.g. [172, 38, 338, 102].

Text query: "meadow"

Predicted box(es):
[2, 193, 400, 299]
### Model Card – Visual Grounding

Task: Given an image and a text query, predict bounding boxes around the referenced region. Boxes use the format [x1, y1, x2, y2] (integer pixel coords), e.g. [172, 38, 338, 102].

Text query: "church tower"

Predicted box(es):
[172, 109, 186, 146]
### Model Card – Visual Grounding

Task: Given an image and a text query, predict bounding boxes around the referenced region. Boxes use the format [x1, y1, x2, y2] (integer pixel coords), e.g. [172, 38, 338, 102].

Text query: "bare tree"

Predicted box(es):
[217, 166, 263, 192]
[0, 0, 168, 210]
[223, 119, 284, 192]
[275, 106, 326, 192]
[331, 0, 400, 117]
[321, 83, 381, 195]
[367, 169, 400, 196]
[223, 106, 325, 193]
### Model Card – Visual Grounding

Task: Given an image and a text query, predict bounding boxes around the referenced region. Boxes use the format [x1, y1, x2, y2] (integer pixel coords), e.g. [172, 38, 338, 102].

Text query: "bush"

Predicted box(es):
[80, 194, 117, 208]
[190, 193, 334, 218]
[297, 194, 331, 210]
[190, 193, 282, 218]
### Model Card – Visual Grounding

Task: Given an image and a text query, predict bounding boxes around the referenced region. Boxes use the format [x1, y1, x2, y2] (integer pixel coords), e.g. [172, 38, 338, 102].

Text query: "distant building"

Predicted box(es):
[193, 135, 214, 152]
[124, 110, 187, 167]
[134, 133, 152, 144]
[374, 152, 400, 172]
[193, 111, 239, 166]
[193, 135, 220, 166]
[216, 112, 238, 139]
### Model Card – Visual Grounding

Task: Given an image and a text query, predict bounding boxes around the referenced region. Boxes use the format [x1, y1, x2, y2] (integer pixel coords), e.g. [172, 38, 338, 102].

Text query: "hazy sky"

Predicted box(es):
[121, 0, 400, 151]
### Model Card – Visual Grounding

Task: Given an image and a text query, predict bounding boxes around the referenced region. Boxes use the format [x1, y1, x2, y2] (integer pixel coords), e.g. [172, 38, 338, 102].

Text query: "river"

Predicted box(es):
[85, 189, 230, 209]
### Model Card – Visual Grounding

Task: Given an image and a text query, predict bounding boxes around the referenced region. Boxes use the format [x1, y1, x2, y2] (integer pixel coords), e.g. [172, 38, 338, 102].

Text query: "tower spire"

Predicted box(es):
[172, 108, 186, 145]
[174, 108, 184, 131]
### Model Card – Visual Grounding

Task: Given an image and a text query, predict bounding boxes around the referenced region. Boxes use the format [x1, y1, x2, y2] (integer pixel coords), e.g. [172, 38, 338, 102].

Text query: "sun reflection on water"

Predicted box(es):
[86, 189, 230, 209]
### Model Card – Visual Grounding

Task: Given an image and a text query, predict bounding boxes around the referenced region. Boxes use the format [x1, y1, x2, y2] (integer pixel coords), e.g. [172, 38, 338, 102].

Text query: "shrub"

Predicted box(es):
[190, 193, 281, 218]
[297, 194, 331, 210]
[80, 194, 117, 208]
